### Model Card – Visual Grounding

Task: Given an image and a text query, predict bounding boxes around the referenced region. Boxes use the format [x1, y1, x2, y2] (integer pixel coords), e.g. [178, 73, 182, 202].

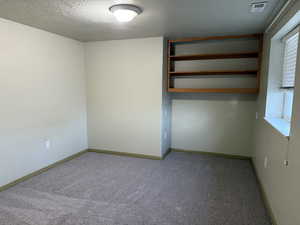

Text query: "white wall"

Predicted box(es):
[0, 18, 87, 187]
[253, 1, 300, 225]
[85, 37, 167, 157]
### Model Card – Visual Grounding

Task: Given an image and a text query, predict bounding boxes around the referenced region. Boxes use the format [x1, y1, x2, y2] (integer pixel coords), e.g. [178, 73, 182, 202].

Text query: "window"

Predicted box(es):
[281, 30, 298, 123]
[282, 31, 298, 88]
[282, 91, 294, 122]
[265, 23, 299, 137]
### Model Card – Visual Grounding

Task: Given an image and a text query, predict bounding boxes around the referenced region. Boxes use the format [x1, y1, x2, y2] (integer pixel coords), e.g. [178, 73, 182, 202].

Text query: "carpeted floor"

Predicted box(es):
[0, 152, 271, 225]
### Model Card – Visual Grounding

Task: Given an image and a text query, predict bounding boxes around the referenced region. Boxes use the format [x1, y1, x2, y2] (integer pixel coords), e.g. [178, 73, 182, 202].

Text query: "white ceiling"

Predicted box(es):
[0, 0, 286, 42]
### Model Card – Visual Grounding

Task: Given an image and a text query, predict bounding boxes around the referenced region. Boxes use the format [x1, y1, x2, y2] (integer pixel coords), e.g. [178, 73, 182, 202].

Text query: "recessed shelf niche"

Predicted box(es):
[167, 34, 263, 93]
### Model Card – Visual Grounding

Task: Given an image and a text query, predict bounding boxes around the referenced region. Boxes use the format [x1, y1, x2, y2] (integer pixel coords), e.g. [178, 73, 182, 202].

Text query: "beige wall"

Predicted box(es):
[0, 18, 87, 187]
[171, 94, 256, 156]
[253, 1, 300, 225]
[85, 37, 168, 157]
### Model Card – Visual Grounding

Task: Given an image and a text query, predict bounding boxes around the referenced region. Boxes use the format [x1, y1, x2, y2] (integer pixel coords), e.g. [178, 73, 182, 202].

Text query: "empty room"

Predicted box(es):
[0, 0, 299, 225]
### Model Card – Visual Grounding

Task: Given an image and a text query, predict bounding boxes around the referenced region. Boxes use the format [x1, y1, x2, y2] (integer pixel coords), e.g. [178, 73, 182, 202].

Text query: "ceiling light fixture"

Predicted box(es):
[109, 4, 142, 22]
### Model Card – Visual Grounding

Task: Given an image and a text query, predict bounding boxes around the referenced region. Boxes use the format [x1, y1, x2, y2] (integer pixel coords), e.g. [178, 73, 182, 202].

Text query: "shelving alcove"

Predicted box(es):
[167, 34, 263, 93]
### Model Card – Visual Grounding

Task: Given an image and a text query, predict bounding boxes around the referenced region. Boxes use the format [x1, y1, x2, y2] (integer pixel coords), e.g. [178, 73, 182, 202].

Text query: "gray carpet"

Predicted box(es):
[0, 152, 271, 225]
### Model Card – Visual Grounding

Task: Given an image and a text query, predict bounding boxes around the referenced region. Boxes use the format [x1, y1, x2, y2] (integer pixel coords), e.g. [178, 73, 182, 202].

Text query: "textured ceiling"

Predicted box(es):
[0, 0, 286, 42]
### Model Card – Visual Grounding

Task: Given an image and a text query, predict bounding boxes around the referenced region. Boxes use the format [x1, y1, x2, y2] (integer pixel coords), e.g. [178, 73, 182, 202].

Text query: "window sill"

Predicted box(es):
[264, 117, 290, 138]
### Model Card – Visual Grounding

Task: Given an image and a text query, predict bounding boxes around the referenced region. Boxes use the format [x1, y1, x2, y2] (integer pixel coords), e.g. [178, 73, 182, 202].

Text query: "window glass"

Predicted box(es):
[282, 90, 294, 122]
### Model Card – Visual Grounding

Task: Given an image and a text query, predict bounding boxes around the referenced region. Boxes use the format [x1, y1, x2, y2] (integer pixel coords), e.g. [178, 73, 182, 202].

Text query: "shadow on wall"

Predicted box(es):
[170, 92, 257, 157]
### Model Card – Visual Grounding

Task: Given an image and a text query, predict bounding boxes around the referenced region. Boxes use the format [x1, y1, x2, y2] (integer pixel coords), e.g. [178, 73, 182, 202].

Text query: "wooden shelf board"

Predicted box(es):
[168, 88, 259, 93]
[169, 70, 258, 76]
[169, 52, 258, 61]
[169, 34, 262, 43]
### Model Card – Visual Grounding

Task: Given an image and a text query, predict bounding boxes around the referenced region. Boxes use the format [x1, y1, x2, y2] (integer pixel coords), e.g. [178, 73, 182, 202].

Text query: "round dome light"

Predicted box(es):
[109, 4, 142, 22]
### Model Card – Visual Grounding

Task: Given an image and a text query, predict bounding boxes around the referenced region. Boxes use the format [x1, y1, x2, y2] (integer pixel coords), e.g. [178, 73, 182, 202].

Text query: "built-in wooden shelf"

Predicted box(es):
[167, 33, 263, 93]
[168, 88, 259, 93]
[170, 52, 259, 61]
[169, 34, 261, 43]
[169, 70, 258, 76]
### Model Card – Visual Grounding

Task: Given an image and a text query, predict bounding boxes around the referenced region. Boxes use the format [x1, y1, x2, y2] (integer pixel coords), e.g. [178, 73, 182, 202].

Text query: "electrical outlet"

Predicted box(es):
[284, 160, 289, 167]
[264, 156, 268, 168]
[45, 139, 51, 150]
[256, 112, 259, 120]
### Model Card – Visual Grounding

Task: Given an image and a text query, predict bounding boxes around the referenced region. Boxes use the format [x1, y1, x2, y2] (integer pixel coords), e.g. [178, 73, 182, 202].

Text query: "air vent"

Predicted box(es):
[250, 2, 267, 13]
